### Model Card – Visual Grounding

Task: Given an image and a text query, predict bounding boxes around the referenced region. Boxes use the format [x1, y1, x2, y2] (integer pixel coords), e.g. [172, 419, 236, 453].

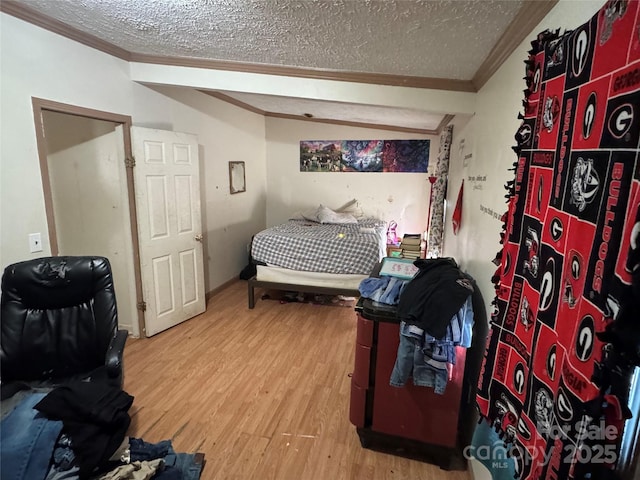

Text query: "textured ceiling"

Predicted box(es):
[8, 0, 534, 131]
[16, 0, 524, 79]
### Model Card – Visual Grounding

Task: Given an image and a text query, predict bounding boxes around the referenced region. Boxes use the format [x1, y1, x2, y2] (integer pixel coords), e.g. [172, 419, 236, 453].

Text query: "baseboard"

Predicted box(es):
[205, 277, 239, 302]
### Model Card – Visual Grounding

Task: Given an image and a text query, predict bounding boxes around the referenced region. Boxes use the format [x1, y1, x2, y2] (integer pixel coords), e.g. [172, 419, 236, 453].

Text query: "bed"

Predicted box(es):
[247, 205, 387, 308]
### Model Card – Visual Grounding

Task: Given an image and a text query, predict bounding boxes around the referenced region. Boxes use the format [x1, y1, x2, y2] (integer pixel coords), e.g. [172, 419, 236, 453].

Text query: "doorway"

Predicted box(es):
[32, 98, 144, 337]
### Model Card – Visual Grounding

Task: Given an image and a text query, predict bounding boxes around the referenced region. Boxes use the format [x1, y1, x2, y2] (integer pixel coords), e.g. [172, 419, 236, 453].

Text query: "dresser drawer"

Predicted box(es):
[349, 378, 366, 428]
[356, 314, 374, 347]
[353, 343, 372, 388]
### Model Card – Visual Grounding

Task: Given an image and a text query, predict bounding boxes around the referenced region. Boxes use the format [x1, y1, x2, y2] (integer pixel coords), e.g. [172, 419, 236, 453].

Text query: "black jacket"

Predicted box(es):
[35, 373, 134, 478]
[396, 258, 474, 339]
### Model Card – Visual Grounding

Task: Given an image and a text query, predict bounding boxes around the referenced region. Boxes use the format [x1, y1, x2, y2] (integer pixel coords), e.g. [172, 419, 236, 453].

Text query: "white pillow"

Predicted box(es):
[317, 205, 358, 224]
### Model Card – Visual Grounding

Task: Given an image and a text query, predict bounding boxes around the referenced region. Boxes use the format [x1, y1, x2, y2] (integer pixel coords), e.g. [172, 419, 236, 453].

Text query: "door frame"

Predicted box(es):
[32, 97, 145, 337]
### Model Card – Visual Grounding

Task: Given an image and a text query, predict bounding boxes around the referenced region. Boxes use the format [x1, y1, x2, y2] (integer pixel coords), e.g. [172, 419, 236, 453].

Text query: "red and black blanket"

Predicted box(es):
[477, 1, 640, 479]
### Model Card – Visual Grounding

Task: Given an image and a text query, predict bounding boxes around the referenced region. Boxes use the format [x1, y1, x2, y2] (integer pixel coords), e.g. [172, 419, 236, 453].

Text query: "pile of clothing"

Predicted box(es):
[359, 258, 475, 395]
[358, 275, 409, 306]
[0, 374, 204, 480]
[392, 259, 475, 394]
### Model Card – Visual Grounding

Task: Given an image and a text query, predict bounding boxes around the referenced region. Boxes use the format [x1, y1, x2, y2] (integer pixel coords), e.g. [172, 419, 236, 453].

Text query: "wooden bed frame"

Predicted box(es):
[247, 276, 360, 309]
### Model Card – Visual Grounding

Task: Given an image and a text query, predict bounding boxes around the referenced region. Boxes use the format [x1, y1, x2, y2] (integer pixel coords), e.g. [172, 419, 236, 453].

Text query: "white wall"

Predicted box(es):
[265, 117, 438, 237]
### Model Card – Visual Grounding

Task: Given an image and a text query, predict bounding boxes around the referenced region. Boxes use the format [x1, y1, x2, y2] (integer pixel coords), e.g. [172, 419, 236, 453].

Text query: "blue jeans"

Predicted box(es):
[1, 392, 63, 480]
[130, 438, 204, 480]
[389, 323, 448, 394]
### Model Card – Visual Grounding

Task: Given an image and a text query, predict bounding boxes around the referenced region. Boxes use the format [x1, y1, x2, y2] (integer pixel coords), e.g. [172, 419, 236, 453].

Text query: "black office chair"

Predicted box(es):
[0, 256, 128, 394]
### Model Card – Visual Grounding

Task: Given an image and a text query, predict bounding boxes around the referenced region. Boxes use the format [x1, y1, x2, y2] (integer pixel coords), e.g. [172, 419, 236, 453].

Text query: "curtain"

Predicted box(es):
[426, 124, 453, 258]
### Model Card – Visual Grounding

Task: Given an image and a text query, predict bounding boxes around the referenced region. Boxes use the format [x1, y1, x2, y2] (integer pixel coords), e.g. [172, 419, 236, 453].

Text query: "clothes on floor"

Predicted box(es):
[129, 438, 171, 462]
[34, 378, 134, 478]
[45, 433, 78, 479]
[94, 459, 164, 480]
[1, 388, 204, 480]
[46, 465, 81, 480]
[129, 438, 205, 480]
[0, 392, 63, 480]
[108, 437, 131, 464]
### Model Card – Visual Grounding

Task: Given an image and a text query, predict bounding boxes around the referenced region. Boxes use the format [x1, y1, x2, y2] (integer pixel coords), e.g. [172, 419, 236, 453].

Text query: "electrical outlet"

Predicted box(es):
[29, 233, 43, 253]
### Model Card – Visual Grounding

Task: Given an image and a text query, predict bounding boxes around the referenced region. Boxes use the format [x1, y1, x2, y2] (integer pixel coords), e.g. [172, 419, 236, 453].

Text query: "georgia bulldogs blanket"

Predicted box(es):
[476, 1, 640, 479]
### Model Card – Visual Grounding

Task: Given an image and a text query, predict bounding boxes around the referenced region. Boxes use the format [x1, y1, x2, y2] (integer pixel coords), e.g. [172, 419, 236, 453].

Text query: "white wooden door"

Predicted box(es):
[131, 126, 206, 336]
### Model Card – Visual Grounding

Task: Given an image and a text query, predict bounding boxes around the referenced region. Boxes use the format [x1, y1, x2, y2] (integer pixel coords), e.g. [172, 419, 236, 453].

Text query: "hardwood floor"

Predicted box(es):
[124, 280, 471, 480]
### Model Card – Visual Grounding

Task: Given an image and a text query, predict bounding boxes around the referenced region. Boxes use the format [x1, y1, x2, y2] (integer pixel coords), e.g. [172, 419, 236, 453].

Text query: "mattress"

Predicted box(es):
[251, 218, 386, 275]
[256, 265, 367, 290]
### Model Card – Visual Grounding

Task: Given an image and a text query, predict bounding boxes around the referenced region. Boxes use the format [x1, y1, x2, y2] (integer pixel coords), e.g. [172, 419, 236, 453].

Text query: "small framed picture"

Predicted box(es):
[229, 161, 246, 194]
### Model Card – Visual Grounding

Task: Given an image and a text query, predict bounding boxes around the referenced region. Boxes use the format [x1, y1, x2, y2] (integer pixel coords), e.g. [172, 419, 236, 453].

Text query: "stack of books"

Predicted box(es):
[399, 233, 422, 259]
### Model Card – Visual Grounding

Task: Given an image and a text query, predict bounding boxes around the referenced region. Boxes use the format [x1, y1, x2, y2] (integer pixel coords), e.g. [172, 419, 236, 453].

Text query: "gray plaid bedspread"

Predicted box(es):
[251, 219, 387, 274]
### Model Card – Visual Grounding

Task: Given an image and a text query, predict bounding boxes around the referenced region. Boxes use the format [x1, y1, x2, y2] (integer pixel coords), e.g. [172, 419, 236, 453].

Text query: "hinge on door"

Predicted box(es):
[137, 301, 147, 312]
[124, 157, 136, 168]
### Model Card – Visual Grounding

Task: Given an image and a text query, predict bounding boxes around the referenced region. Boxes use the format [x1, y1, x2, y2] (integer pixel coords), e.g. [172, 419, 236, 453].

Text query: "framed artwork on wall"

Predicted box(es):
[299, 139, 430, 172]
[229, 161, 246, 194]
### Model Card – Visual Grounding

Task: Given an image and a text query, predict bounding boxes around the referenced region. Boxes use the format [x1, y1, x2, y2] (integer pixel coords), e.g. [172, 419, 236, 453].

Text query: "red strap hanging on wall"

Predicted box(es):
[452, 180, 463, 235]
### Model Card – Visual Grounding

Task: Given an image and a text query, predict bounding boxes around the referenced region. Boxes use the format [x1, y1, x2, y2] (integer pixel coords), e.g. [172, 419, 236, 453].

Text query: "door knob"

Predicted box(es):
[194, 234, 203, 242]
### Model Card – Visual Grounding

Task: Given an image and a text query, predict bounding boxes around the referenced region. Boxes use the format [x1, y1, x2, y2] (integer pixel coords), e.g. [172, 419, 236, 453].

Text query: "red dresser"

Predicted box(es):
[349, 297, 486, 469]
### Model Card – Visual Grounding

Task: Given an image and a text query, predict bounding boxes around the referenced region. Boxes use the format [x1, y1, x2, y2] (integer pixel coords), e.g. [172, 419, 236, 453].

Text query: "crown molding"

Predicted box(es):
[436, 114, 455, 134]
[204, 91, 437, 135]
[201, 91, 266, 115]
[0, 1, 131, 60]
[472, 0, 558, 90]
[265, 111, 437, 135]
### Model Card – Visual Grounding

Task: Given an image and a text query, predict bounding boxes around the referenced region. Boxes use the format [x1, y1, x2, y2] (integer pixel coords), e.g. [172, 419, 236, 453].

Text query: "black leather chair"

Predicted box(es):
[1, 256, 128, 392]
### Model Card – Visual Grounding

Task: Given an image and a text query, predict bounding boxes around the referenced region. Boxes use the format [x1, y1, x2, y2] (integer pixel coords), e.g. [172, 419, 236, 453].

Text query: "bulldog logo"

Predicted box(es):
[535, 389, 555, 435]
[569, 157, 600, 212]
[543, 95, 561, 132]
[600, 0, 628, 45]
[495, 393, 519, 443]
[547, 41, 565, 69]
[523, 227, 540, 277]
[520, 297, 535, 330]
